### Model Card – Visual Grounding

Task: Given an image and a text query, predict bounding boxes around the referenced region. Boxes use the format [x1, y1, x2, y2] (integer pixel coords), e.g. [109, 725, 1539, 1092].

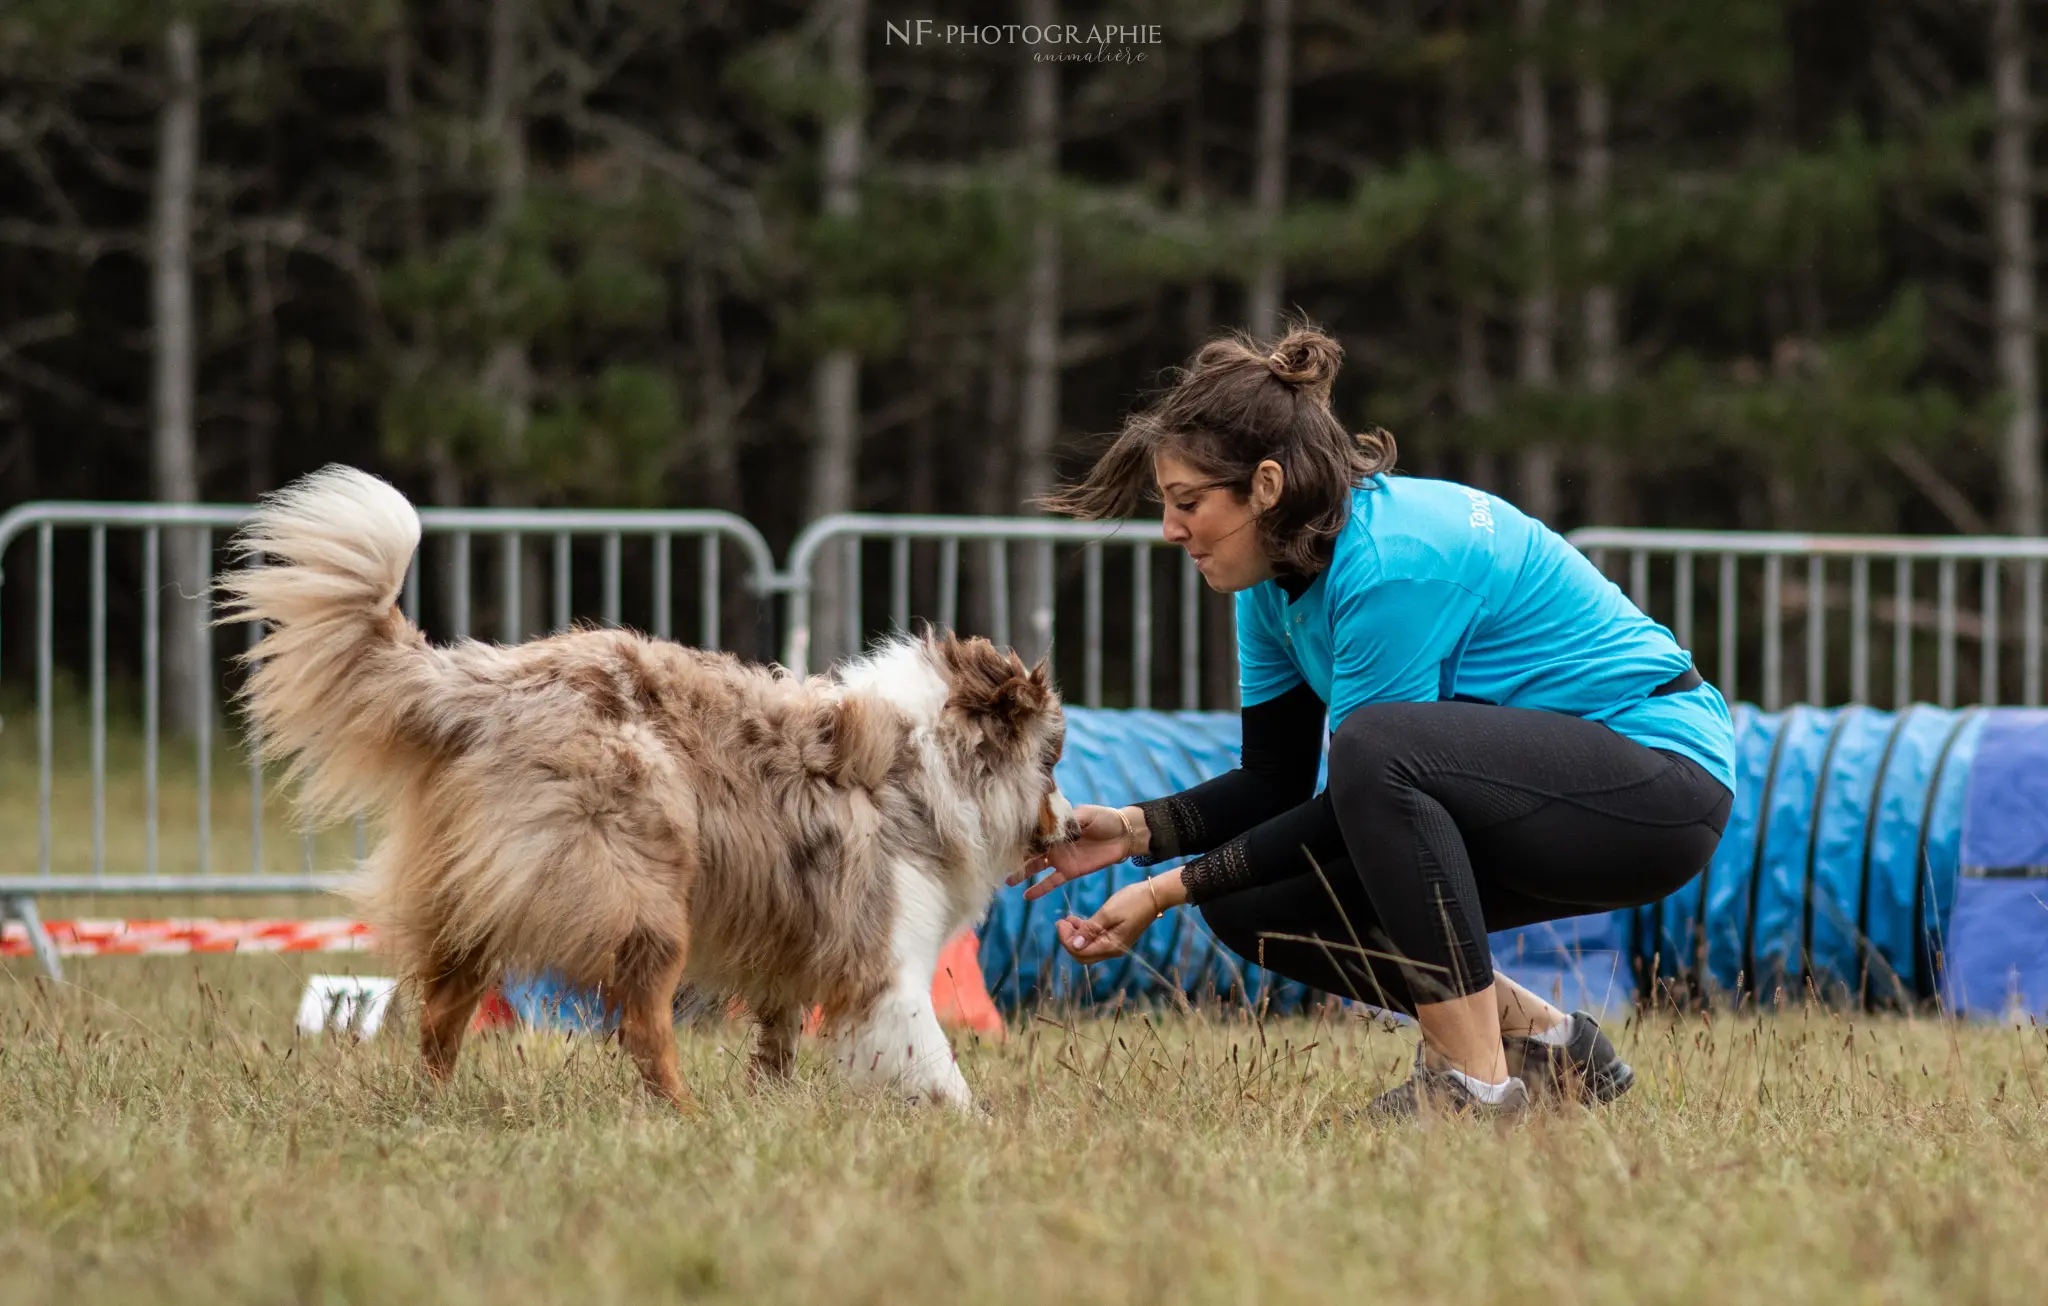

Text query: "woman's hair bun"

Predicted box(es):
[1265, 327, 1343, 395]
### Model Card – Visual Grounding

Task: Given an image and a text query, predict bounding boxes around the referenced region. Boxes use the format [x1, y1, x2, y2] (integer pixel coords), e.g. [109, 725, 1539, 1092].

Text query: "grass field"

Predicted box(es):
[4, 956, 2048, 1306]
[8, 701, 2048, 1304]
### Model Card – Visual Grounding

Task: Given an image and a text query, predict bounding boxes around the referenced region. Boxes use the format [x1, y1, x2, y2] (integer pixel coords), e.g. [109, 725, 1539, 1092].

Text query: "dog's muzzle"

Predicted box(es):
[1033, 817, 1082, 852]
[1027, 828, 1066, 856]
[1024, 798, 1089, 859]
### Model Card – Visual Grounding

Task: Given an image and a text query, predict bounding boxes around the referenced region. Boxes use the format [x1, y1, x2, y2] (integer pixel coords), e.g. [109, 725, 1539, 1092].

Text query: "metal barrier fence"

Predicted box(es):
[6, 500, 2048, 980]
[780, 514, 1239, 708]
[1575, 529, 2048, 710]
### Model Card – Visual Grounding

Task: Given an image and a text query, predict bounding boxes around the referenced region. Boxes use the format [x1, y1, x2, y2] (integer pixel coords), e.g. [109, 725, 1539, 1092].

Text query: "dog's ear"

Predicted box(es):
[977, 672, 1049, 747]
[991, 665, 1049, 720]
[942, 637, 1052, 745]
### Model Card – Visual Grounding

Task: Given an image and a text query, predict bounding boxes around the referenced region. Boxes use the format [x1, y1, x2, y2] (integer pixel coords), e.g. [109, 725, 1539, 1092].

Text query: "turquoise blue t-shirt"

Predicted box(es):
[1236, 476, 1737, 794]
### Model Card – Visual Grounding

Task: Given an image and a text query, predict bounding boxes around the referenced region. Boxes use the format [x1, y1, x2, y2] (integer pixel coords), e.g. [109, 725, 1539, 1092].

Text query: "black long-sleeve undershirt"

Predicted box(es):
[1132, 681, 1349, 905]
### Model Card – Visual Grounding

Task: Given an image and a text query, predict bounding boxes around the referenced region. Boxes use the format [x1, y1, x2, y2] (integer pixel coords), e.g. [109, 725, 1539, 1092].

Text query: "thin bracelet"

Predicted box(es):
[1143, 876, 1164, 920]
[1117, 806, 1145, 859]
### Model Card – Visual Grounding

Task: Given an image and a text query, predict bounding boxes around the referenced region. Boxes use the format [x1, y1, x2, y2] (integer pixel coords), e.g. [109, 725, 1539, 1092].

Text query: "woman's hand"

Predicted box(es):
[1057, 875, 1181, 963]
[1009, 804, 1144, 901]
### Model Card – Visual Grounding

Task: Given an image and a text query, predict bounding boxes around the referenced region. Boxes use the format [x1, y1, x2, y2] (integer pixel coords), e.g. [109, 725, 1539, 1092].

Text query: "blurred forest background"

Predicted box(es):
[6, 0, 2045, 536]
[3, 0, 2047, 706]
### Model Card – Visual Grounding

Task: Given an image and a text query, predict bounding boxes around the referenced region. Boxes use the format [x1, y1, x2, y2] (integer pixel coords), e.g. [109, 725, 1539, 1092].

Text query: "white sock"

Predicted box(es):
[1446, 1067, 1521, 1104]
[1529, 1015, 1575, 1047]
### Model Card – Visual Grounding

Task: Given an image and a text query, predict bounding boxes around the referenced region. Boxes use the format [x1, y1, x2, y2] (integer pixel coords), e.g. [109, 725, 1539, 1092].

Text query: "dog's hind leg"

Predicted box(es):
[614, 927, 696, 1113]
[419, 946, 493, 1083]
[748, 1006, 803, 1084]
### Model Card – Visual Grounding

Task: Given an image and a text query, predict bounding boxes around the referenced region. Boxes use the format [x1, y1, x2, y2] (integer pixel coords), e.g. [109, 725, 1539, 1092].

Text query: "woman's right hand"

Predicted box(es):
[1008, 804, 1142, 900]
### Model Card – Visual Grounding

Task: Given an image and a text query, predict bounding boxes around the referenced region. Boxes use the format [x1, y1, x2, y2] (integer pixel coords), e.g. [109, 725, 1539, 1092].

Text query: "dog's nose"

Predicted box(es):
[1058, 816, 1083, 844]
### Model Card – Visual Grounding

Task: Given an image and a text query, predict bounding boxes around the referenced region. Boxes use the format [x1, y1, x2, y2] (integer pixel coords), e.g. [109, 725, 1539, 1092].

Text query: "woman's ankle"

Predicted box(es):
[1420, 1042, 1512, 1084]
[1413, 984, 1513, 1082]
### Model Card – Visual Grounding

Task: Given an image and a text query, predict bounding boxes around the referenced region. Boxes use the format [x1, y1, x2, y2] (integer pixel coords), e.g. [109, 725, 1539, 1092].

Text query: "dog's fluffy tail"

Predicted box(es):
[215, 465, 450, 828]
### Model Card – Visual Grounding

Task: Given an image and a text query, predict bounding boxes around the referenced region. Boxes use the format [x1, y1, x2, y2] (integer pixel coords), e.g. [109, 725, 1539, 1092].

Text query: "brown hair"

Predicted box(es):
[1039, 324, 1395, 575]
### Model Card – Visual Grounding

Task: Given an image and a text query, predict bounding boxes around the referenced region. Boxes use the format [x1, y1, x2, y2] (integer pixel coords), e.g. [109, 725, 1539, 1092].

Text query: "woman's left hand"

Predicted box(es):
[1057, 878, 1171, 963]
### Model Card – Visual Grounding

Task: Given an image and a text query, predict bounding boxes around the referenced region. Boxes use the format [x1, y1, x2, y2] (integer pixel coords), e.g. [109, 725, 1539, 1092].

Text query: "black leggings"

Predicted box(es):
[1199, 700, 1733, 1014]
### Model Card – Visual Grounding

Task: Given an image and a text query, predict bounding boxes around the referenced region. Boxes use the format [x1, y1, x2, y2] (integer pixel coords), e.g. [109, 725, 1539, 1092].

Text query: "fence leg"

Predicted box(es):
[3, 895, 63, 981]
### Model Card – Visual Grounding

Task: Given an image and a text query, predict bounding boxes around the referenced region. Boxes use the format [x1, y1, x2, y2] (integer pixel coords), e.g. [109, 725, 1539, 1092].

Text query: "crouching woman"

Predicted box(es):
[1017, 326, 1735, 1118]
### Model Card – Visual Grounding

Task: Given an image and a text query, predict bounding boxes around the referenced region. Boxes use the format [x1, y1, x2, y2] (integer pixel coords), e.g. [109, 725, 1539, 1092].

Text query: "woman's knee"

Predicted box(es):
[1325, 703, 1422, 805]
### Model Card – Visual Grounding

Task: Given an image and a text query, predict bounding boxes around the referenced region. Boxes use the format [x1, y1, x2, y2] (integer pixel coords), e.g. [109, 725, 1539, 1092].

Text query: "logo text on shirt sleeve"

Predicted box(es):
[1463, 488, 1496, 533]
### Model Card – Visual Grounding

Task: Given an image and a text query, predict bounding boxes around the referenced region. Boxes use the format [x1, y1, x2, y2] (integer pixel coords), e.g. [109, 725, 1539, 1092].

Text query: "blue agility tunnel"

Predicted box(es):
[987, 702, 2047, 1017]
[1940, 709, 2048, 1018]
[1619, 703, 1983, 1007]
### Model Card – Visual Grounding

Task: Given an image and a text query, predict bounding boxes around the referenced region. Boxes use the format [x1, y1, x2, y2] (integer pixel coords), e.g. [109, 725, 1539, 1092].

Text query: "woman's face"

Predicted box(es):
[1155, 453, 1279, 592]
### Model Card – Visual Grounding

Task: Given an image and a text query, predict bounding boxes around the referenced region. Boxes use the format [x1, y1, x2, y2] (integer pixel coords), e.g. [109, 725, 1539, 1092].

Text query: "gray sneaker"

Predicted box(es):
[1363, 1046, 1531, 1121]
[1504, 1011, 1634, 1105]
